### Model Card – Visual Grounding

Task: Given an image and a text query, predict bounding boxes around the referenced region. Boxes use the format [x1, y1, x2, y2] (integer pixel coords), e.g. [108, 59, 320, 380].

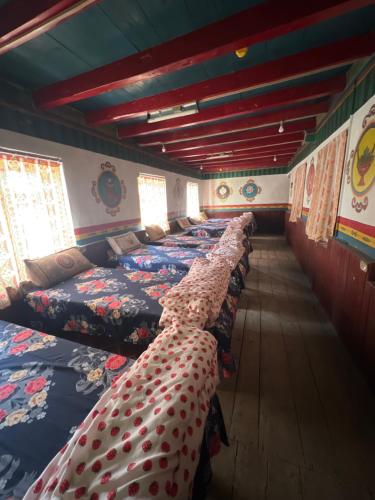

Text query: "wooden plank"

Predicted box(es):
[230, 293, 261, 447]
[117, 76, 344, 137]
[87, 33, 372, 125]
[258, 256, 305, 465]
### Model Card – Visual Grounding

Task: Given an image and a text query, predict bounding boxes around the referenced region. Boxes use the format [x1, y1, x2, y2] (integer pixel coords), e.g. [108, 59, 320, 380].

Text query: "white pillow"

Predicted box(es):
[106, 232, 142, 255]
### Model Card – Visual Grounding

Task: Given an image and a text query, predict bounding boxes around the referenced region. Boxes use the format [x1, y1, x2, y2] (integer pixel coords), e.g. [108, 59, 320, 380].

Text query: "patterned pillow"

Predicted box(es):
[145, 224, 166, 241]
[176, 217, 191, 229]
[200, 211, 208, 221]
[24, 247, 94, 289]
[106, 231, 142, 256]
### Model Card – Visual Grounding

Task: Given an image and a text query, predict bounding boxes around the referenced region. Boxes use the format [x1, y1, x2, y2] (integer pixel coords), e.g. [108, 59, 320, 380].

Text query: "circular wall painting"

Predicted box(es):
[239, 178, 262, 202]
[97, 170, 123, 208]
[91, 162, 126, 216]
[215, 182, 232, 200]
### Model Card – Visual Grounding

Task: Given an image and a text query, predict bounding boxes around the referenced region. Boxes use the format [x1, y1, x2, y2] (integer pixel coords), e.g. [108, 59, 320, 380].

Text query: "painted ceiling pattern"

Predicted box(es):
[0, 0, 373, 175]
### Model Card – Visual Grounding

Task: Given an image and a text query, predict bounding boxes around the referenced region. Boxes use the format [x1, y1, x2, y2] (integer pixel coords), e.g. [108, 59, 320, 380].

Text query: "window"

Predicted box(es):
[0, 151, 76, 296]
[137, 174, 168, 230]
[186, 182, 200, 218]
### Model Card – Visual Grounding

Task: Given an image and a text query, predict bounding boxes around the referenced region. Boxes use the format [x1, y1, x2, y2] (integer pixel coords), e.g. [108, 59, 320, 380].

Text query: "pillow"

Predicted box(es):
[176, 217, 191, 229]
[24, 247, 94, 289]
[189, 218, 201, 225]
[106, 231, 142, 256]
[145, 224, 166, 241]
[200, 211, 208, 221]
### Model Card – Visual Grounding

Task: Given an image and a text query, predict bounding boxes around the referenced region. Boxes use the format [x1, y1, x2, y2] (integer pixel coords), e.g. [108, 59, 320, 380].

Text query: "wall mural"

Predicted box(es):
[91, 161, 126, 216]
[346, 105, 375, 213]
[306, 157, 315, 204]
[239, 178, 262, 202]
[215, 182, 233, 200]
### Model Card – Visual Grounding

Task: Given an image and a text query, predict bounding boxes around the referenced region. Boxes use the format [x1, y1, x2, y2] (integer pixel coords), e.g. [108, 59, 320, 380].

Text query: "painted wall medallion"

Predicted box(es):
[306, 158, 315, 204]
[347, 105, 375, 213]
[239, 178, 262, 202]
[91, 162, 126, 216]
[215, 182, 232, 200]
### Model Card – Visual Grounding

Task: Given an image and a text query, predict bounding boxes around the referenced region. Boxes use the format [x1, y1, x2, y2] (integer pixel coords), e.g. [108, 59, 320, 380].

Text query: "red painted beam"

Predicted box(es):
[184, 147, 299, 164]
[188, 152, 295, 165]
[0, 0, 99, 55]
[198, 159, 291, 170]
[35, 2, 372, 110]
[169, 132, 305, 158]
[176, 145, 300, 163]
[133, 101, 329, 145]
[117, 76, 344, 138]
[145, 118, 316, 150]
[87, 33, 372, 126]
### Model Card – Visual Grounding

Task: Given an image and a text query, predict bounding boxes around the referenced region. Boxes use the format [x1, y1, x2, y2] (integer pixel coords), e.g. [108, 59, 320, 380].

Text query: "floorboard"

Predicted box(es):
[207, 236, 375, 500]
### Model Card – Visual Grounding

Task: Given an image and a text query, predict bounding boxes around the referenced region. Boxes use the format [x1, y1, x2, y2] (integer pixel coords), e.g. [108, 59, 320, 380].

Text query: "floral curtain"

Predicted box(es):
[0, 152, 76, 306]
[289, 163, 306, 222]
[305, 129, 348, 242]
[137, 174, 169, 230]
[186, 181, 200, 218]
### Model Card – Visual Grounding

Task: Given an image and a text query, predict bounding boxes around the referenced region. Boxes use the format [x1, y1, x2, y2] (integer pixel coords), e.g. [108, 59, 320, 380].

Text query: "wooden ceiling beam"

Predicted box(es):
[117, 75, 344, 138]
[34, 2, 372, 109]
[170, 132, 304, 158]
[135, 101, 329, 146]
[183, 146, 299, 164]
[144, 118, 316, 150]
[0, 0, 99, 55]
[187, 151, 295, 164]
[87, 33, 372, 126]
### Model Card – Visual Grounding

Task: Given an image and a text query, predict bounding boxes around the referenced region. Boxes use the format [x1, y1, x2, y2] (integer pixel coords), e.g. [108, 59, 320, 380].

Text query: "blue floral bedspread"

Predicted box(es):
[183, 224, 227, 238]
[112, 245, 207, 273]
[149, 234, 220, 249]
[0, 320, 134, 499]
[24, 267, 185, 348]
[113, 246, 249, 299]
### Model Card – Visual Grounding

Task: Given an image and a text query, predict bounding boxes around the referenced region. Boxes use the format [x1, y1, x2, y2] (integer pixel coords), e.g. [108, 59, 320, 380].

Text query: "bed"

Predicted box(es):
[0, 320, 134, 499]
[111, 244, 249, 299]
[183, 223, 227, 238]
[23, 267, 185, 354]
[0, 320, 227, 499]
[110, 244, 207, 273]
[147, 233, 220, 249]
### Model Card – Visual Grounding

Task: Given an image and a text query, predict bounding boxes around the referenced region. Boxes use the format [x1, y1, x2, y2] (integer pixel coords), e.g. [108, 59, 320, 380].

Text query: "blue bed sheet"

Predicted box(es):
[149, 234, 220, 249]
[0, 320, 134, 499]
[112, 245, 207, 273]
[24, 267, 185, 348]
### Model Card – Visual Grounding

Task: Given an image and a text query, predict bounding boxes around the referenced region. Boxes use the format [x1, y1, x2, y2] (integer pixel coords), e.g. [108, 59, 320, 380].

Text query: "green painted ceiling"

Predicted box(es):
[0, 0, 373, 119]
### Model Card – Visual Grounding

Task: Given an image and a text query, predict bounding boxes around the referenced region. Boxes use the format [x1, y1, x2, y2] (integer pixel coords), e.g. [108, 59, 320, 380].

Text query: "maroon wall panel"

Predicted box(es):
[206, 210, 285, 234]
[285, 214, 375, 389]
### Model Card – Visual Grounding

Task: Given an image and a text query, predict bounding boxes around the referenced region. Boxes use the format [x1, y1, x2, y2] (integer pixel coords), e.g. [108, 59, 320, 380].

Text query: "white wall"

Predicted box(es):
[202, 173, 289, 208]
[0, 129, 201, 238]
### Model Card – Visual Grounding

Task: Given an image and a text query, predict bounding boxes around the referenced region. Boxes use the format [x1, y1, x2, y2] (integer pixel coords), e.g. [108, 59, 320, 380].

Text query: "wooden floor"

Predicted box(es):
[207, 236, 375, 500]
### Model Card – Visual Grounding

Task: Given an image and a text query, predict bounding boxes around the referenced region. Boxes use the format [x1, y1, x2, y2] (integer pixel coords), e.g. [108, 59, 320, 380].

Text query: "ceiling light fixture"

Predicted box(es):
[147, 102, 198, 123]
[161, 144, 166, 153]
[273, 155, 277, 162]
[200, 165, 203, 171]
[278, 121, 284, 133]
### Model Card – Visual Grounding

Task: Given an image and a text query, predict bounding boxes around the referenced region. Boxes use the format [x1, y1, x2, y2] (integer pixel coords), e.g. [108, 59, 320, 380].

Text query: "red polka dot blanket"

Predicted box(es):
[25, 325, 218, 499]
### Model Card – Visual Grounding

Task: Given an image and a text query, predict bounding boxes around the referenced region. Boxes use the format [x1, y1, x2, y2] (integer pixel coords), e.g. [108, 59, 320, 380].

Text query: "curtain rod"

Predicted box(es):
[0, 146, 62, 162]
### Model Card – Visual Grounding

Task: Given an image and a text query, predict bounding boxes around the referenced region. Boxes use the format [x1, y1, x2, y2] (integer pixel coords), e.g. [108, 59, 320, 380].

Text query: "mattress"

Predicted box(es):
[0, 320, 134, 499]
